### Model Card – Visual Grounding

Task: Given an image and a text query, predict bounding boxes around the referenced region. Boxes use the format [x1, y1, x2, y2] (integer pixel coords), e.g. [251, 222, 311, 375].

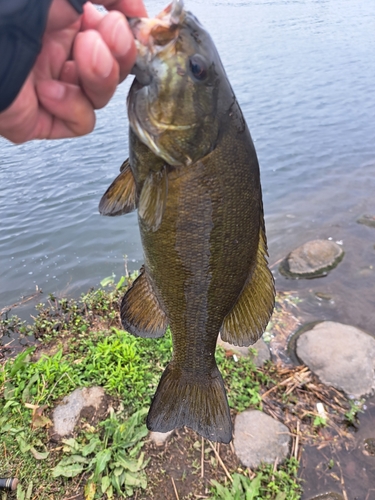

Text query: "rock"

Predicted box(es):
[279, 240, 344, 279]
[358, 266, 374, 277]
[296, 322, 375, 398]
[217, 337, 270, 367]
[249, 339, 271, 366]
[233, 410, 291, 468]
[363, 438, 375, 457]
[52, 387, 107, 439]
[149, 430, 174, 446]
[357, 214, 375, 228]
[315, 292, 333, 301]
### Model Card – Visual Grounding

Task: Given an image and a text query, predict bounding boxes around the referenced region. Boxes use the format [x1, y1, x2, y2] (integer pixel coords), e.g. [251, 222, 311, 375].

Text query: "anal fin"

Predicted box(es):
[99, 159, 137, 216]
[121, 267, 168, 338]
[221, 222, 275, 347]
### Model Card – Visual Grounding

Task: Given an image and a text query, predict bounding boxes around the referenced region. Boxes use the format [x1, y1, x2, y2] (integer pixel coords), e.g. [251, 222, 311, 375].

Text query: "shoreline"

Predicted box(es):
[1, 279, 369, 499]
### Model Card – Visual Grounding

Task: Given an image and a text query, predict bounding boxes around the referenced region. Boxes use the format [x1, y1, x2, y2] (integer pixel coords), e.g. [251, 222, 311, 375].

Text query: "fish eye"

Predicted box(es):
[189, 54, 208, 81]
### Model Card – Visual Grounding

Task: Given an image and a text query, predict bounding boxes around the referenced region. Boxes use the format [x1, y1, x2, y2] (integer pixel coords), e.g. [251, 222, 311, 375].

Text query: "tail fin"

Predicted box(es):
[146, 364, 232, 443]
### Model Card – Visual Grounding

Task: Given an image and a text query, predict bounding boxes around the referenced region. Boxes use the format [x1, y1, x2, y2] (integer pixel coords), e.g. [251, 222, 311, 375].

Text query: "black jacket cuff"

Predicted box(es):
[0, 0, 87, 113]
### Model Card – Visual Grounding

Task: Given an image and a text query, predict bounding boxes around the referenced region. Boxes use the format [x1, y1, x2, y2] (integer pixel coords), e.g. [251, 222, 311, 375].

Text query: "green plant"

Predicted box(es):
[0, 314, 28, 337]
[52, 408, 149, 498]
[1, 325, 174, 419]
[312, 414, 327, 428]
[211, 472, 262, 499]
[344, 398, 364, 425]
[258, 458, 301, 499]
[215, 348, 274, 412]
[210, 459, 302, 500]
[16, 481, 34, 500]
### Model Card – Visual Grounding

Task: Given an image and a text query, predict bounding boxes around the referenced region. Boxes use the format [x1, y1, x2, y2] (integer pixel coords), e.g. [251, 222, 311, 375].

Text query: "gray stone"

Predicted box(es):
[217, 336, 270, 367]
[279, 240, 344, 279]
[296, 322, 375, 398]
[52, 387, 106, 438]
[363, 437, 375, 456]
[315, 292, 333, 301]
[249, 339, 271, 366]
[233, 410, 291, 468]
[357, 214, 375, 228]
[149, 430, 174, 446]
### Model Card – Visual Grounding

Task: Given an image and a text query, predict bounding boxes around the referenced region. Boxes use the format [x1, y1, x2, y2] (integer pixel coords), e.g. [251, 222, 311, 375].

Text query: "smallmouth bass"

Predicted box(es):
[100, 0, 275, 443]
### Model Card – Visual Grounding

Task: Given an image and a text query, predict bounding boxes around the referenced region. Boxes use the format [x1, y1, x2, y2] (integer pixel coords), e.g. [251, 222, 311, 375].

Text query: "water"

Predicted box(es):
[300, 395, 375, 500]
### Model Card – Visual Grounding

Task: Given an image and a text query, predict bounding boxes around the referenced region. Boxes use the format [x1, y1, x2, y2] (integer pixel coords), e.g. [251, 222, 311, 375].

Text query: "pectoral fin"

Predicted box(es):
[99, 159, 137, 216]
[138, 166, 168, 232]
[221, 222, 275, 347]
[121, 267, 168, 338]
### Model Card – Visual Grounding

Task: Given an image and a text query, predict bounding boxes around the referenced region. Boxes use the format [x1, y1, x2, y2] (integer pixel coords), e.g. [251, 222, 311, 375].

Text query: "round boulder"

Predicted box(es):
[233, 410, 291, 468]
[51, 387, 107, 440]
[279, 240, 344, 279]
[357, 214, 375, 228]
[149, 430, 174, 447]
[296, 322, 375, 398]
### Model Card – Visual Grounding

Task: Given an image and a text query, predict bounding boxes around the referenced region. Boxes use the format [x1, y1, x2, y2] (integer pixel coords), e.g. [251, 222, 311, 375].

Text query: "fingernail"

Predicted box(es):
[40, 80, 66, 100]
[112, 17, 132, 57]
[92, 38, 113, 78]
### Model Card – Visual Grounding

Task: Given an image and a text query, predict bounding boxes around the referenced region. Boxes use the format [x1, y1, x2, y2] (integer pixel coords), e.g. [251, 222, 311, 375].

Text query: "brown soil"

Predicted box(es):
[138, 425, 240, 500]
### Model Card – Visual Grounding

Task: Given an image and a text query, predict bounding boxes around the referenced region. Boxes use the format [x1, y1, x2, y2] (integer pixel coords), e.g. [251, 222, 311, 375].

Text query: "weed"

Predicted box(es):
[52, 408, 148, 498]
[312, 414, 327, 428]
[0, 315, 28, 338]
[210, 458, 301, 500]
[1, 327, 174, 420]
[211, 472, 262, 499]
[216, 348, 274, 412]
[344, 398, 364, 425]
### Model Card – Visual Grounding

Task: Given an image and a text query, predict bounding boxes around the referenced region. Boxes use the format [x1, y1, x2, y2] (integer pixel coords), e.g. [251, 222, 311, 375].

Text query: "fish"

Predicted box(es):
[99, 0, 275, 443]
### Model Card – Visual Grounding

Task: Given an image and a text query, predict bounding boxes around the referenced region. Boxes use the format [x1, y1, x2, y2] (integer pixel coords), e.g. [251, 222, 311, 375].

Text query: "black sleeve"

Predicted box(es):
[0, 0, 87, 113]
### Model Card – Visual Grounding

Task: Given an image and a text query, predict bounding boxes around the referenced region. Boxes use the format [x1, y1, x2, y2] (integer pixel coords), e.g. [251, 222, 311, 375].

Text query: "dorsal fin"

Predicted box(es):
[138, 165, 168, 232]
[121, 267, 168, 338]
[99, 159, 137, 216]
[221, 220, 275, 347]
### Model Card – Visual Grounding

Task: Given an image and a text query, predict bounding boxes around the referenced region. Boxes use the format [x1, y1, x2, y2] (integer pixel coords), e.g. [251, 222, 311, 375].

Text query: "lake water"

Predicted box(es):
[1, 0, 375, 330]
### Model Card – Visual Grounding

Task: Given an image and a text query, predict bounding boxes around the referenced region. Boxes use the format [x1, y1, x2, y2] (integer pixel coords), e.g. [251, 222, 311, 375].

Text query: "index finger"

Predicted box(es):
[92, 0, 148, 18]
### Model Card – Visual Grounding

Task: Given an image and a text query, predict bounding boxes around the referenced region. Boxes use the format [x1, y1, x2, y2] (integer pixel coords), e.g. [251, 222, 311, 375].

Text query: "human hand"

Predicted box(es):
[0, 0, 147, 143]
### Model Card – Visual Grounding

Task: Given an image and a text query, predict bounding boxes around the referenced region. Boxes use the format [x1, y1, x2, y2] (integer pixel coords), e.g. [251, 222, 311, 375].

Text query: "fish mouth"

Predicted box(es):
[127, 0, 199, 166]
[129, 0, 185, 85]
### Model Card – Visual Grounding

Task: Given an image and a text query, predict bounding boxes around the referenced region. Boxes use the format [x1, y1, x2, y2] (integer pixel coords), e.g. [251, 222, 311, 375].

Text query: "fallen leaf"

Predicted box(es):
[30, 405, 53, 430]
[84, 481, 96, 500]
[30, 447, 49, 460]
